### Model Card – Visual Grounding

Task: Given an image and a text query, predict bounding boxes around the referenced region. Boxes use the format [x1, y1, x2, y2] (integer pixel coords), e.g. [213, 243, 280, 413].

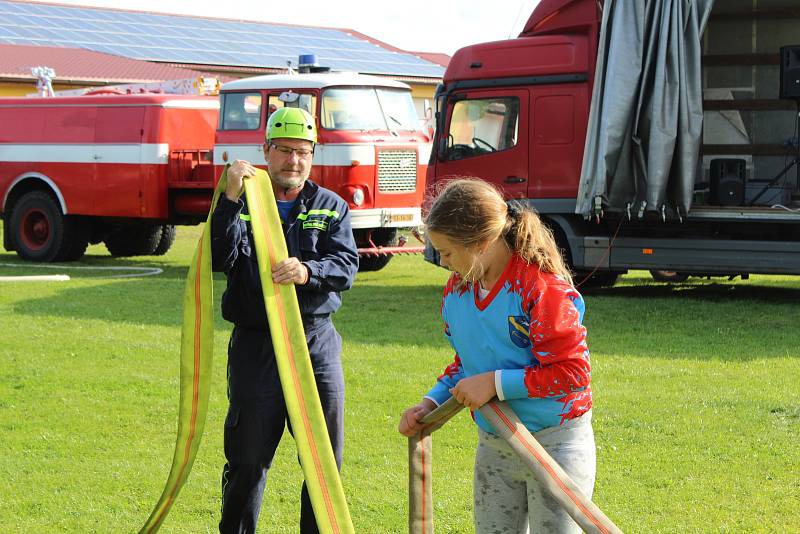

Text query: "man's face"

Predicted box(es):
[264, 137, 314, 189]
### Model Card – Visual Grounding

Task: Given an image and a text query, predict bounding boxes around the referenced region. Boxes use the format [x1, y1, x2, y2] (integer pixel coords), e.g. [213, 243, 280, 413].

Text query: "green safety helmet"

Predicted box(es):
[266, 107, 317, 144]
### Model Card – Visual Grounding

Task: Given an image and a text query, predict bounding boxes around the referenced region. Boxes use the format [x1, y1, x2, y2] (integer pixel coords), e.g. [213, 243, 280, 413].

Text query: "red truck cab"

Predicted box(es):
[428, 0, 600, 203]
[215, 73, 430, 270]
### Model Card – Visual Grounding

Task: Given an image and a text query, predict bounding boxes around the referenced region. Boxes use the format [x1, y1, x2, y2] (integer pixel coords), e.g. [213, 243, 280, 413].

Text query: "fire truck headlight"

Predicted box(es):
[352, 188, 365, 206]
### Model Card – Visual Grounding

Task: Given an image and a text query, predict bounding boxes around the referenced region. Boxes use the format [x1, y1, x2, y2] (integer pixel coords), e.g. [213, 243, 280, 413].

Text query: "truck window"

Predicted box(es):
[445, 97, 519, 160]
[266, 94, 317, 122]
[220, 92, 262, 130]
[321, 88, 385, 130]
[320, 87, 417, 131]
[376, 88, 419, 131]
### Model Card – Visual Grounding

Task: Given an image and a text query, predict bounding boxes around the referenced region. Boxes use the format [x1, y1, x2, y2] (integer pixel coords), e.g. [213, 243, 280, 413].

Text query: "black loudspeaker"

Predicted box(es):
[710, 158, 745, 206]
[780, 45, 800, 99]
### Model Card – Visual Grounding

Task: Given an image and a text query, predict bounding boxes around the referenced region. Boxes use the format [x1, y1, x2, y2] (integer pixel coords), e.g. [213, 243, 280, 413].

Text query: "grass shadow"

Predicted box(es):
[8, 272, 227, 328]
[583, 280, 800, 361]
[6, 248, 799, 358]
[5, 255, 448, 348]
[584, 280, 800, 305]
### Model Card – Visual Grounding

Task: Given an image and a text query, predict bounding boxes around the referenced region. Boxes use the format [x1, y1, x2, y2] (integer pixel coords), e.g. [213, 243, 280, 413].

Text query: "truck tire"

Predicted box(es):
[55, 217, 90, 261]
[152, 225, 176, 256]
[105, 224, 163, 257]
[649, 270, 690, 283]
[358, 228, 397, 272]
[9, 191, 88, 262]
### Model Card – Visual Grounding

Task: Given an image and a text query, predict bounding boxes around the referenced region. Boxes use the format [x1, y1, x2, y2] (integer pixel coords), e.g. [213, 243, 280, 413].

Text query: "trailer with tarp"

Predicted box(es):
[427, 0, 800, 285]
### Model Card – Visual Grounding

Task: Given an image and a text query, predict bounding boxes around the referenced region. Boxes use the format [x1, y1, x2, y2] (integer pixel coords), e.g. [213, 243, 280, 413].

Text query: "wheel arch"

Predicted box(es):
[3, 173, 68, 215]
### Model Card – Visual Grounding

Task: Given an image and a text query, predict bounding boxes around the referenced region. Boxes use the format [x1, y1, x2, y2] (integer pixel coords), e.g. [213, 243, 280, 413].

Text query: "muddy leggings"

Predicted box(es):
[473, 412, 596, 534]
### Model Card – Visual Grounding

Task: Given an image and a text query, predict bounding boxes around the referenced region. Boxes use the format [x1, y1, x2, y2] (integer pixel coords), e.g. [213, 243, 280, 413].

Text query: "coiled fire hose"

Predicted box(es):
[408, 397, 623, 534]
[139, 167, 354, 533]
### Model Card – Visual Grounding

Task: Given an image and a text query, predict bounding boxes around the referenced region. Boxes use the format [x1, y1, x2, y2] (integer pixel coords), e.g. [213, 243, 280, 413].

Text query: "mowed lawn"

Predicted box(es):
[1, 223, 799, 533]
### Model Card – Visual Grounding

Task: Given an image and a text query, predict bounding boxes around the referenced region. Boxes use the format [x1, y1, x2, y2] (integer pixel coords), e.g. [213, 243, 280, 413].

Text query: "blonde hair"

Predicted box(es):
[425, 178, 573, 285]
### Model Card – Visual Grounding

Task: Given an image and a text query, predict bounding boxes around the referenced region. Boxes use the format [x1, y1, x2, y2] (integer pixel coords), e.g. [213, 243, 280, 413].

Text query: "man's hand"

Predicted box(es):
[272, 257, 309, 285]
[226, 159, 259, 202]
[398, 398, 437, 437]
[450, 371, 497, 410]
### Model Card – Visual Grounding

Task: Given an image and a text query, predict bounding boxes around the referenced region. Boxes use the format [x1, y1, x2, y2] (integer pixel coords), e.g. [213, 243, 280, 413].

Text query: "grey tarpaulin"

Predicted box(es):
[576, 0, 715, 219]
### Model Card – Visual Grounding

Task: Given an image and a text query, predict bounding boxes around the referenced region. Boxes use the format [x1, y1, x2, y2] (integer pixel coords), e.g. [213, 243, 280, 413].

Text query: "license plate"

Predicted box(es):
[390, 213, 414, 223]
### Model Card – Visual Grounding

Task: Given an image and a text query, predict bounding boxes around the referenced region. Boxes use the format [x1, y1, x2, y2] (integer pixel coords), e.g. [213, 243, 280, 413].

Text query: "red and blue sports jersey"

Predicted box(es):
[425, 254, 592, 434]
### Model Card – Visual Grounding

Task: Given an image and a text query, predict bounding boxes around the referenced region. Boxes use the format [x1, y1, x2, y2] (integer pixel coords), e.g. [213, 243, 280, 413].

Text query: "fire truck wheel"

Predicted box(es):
[105, 225, 163, 257]
[152, 225, 177, 256]
[55, 217, 90, 261]
[9, 190, 86, 262]
[358, 228, 397, 272]
[359, 254, 392, 272]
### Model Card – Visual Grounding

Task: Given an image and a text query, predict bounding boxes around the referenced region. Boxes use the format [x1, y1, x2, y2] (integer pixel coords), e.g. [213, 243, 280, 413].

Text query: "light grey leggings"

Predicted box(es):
[473, 413, 596, 534]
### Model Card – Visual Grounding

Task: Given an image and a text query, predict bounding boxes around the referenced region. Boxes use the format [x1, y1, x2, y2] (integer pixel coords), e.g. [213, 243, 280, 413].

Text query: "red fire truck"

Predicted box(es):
[0, 93, 218, 262]
[214, 72, 429, 271]
[0, 72, 429, 270]
[427, 0, 800, 285]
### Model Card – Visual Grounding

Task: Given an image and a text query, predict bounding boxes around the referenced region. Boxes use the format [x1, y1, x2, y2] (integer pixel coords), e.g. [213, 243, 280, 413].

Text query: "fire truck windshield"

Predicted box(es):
[321, 87, 418, 132]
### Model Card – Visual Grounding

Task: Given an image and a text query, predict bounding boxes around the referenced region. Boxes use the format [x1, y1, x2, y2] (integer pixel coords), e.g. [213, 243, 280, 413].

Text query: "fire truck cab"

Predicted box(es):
[214, 73, 429, 271]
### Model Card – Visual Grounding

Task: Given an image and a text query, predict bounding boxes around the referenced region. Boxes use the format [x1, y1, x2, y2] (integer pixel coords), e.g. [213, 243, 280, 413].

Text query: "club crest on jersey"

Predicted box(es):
[508, 315, 531, 348]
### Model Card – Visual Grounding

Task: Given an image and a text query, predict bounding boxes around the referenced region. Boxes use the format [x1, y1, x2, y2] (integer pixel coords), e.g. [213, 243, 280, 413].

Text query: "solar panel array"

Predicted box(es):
[0, 0, 444, 77]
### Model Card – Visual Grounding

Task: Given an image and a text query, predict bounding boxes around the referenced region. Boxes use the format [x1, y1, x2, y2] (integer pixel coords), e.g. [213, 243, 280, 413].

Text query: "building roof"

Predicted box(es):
[0, 0, 446, 80]
[0, 43, 208, 82]
[408, 51, 451, 68]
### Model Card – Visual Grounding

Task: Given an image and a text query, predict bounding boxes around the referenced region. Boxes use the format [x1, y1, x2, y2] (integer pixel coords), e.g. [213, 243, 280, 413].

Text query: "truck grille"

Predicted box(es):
[377, 150, 418, 193]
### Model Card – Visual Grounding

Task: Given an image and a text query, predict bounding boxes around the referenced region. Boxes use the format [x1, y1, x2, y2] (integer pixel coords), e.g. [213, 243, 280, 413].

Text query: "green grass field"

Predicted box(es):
[1, 225, 799, 533]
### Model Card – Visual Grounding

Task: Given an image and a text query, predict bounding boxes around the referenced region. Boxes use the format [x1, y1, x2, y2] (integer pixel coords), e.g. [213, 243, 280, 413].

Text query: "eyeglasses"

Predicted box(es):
[268, 143, 314, 158]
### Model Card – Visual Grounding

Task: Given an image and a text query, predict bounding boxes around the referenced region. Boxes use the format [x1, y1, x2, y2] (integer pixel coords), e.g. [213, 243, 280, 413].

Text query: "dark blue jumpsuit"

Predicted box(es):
[211, 179, 358, 534]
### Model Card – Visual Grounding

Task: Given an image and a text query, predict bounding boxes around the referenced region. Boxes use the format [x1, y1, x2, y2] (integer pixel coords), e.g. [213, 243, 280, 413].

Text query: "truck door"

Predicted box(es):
[529, 85, 589, 199]
[214, 91, 266, 167]
[94, 106, 146, 217]
[436, 89, 529, 198]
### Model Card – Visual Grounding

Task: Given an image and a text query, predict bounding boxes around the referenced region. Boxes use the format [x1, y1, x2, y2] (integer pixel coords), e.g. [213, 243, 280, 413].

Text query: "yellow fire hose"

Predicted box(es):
[409, 397, 623, 534]
[140, 167, 353, 533]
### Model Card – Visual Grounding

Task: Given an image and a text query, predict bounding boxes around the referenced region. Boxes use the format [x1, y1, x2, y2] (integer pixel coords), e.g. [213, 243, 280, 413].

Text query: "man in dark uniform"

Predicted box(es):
[211, 107, 359, 534]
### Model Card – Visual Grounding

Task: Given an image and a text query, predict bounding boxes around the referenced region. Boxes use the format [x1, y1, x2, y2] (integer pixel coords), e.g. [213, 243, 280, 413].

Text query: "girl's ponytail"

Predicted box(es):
[504, 201, 573, 285]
